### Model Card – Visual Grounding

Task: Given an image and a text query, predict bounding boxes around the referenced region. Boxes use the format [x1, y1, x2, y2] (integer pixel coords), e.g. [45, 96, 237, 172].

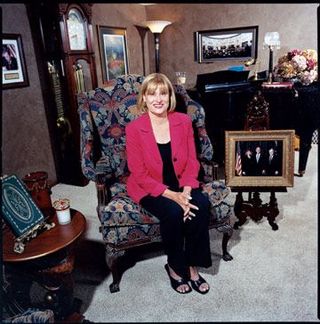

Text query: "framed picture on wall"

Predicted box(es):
[195, 25, 258, 63]
[2, 33, 29, 89]
[225, 129, 295, 187]
[97, 25, 129, 82]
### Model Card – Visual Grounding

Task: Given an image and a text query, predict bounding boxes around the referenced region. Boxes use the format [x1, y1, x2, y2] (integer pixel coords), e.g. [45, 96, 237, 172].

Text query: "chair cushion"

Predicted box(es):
[99, 182, 234, 246]
[100, 193, 159, 226]
[201, 181, 231, 206]
[99, 193, 161, 246]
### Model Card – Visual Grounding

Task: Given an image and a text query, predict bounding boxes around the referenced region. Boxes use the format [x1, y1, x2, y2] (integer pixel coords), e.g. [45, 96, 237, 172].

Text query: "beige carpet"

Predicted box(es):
[51, 144, 319, 322]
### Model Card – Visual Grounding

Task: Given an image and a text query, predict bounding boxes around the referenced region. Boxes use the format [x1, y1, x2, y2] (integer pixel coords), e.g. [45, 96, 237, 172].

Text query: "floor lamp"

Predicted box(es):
[144, 20, 172, 73]
[263, 32, 281, 83]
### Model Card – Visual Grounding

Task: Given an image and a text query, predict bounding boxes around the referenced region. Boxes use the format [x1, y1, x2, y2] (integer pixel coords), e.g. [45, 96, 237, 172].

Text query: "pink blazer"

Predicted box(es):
[126, 112, 200, 203]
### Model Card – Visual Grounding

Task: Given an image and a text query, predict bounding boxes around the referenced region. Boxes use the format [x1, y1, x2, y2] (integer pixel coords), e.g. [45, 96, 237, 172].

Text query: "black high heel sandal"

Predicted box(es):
[164, 264, 192, 294]
[189, 274, 210, 294]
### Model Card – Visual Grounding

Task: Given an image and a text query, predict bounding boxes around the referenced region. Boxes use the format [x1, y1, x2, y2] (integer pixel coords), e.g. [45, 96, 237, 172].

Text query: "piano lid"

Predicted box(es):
[196, 70, 250, 93]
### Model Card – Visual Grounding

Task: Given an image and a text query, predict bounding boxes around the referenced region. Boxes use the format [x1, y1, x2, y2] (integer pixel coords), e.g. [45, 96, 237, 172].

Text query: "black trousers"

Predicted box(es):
[140, 188, 212, 278]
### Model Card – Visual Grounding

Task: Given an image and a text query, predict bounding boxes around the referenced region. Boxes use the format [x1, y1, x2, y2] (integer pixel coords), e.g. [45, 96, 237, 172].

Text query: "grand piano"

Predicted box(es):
[188, 70, 319, 174]
[189, 70, 257, 165]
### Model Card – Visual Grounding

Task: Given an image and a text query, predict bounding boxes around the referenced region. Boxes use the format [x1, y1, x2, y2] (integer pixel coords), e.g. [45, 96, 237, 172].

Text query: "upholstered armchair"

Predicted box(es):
[77, 74, 234, 293]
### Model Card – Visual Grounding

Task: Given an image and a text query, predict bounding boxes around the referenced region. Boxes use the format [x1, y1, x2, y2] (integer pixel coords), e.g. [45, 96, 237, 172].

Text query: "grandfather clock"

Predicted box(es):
[27, 3, 97, 186]
[58, 3, 97, 136]
[57, 3, 98, 185]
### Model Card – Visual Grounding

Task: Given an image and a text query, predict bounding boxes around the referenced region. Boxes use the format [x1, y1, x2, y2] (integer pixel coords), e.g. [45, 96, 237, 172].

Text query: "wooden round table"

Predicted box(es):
[3, 209, 86, 321]
[3, 209, 86, 262]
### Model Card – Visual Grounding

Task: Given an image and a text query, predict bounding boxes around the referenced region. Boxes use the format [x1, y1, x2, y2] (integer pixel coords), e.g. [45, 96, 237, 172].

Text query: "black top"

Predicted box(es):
[157, 142, 179, 191]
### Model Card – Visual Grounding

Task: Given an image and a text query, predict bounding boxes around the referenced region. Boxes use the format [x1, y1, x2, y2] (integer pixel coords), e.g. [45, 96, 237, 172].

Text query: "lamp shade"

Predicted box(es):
[264, 32, 280, 47]
[143, 20, 172, 33]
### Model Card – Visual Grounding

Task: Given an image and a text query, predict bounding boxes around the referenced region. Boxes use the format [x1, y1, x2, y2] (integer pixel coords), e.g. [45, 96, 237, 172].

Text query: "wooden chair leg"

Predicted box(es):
[105, 245, 125, 293]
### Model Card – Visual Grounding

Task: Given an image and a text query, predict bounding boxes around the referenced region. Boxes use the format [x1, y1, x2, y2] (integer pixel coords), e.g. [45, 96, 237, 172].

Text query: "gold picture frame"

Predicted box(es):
[97, 25, 129, 82]
[225, 130, 295, 187]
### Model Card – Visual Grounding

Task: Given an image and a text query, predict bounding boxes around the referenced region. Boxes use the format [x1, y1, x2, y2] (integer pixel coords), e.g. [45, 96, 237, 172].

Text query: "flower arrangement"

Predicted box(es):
[273, 49, 318, 85]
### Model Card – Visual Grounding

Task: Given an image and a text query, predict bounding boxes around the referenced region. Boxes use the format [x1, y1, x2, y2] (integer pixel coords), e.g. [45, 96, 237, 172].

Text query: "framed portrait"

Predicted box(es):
[195, 25, 258, 63]
[2, 34, 29, 89]
[225, 130, 295, 187]
[97, 25, 129, 82]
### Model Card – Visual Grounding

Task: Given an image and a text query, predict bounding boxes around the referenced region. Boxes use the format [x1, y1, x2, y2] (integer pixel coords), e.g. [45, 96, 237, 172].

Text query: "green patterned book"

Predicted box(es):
[1, 174, 45, 237]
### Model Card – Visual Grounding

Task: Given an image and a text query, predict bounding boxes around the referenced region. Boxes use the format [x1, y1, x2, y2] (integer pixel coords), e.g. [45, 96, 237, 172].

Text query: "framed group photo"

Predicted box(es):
[2, 33, 29, 89]
[195, 25, 258, 63]
[225, 130, 295, 187]
[97, 25, 129, 82]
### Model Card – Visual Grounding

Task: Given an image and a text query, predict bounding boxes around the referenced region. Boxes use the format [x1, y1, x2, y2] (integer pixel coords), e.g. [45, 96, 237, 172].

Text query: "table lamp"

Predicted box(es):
[263, 32, 281, 83]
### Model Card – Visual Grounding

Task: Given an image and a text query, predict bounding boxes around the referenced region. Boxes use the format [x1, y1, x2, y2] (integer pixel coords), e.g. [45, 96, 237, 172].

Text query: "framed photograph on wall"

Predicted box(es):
[225, 130, 295, 187]
[2, 33, 29, 89]
[195, 25, 258, 63]
[97, 25, 129, 82]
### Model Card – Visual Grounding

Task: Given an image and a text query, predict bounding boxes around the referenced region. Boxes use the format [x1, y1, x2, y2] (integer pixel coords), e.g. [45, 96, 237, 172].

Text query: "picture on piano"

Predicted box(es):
[225, 130, 295, 187]
[195, 26, 258, 63]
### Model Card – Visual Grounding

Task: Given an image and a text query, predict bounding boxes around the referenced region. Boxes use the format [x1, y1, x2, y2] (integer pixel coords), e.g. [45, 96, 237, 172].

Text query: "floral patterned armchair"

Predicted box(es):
[77, 74, 234, 293]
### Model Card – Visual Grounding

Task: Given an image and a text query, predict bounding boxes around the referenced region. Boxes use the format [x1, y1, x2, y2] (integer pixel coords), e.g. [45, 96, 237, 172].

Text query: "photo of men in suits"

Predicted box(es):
[253, 145, 267, 176]
[266, 147, 282, 176]
[234, 140, 283, 177]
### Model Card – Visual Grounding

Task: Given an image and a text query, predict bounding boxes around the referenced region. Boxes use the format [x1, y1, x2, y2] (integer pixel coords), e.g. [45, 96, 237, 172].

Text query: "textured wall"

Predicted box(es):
[1, 4, 57, 182]
[92, 4, 149, 86]
[145, 3, 318, 88]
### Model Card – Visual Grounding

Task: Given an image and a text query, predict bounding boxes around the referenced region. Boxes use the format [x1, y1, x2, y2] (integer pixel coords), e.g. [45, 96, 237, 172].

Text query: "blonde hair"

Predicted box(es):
[137, 73, 176, 113]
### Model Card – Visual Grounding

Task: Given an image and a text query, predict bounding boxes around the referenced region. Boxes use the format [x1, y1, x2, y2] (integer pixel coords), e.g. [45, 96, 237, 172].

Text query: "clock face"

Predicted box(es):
[67, 8, 87, 51]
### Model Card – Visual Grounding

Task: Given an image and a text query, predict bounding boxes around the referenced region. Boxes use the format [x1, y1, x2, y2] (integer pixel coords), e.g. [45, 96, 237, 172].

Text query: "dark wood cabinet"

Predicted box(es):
[26, 3, 97, 186]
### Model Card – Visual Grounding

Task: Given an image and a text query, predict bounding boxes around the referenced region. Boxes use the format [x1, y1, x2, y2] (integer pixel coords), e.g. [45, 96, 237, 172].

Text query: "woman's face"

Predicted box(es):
[143, 85, 169, 118]
[3, 51, 10, 61]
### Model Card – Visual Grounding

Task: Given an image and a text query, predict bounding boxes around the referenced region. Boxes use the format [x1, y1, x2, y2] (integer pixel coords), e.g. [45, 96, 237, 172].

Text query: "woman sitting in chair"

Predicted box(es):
[126, 73, 212, 294]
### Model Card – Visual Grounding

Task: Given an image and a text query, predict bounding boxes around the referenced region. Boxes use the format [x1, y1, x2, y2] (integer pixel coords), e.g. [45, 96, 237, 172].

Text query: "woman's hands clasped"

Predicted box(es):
[181, 192, 199, 222]
[163, 187, 199, 222]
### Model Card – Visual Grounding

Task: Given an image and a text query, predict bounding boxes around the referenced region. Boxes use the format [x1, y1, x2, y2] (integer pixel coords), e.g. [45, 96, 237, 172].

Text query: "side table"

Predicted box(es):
[3, 208, 86, 321]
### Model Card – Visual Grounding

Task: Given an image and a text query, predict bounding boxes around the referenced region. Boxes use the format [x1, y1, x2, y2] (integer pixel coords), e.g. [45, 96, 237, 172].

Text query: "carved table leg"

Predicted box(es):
[233, 192, 248, 229]
[249, 192, 264, 222]
[37, 252, 81, 320]
[41, 272, 74, 319]
[266, 191, 279, 230]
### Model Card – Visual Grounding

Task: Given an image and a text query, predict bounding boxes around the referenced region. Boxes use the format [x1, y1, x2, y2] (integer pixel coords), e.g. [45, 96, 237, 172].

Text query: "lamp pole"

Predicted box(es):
[143, 20, 172, 73]
[268, 46, 274, 83]
[154, 33, 160, 73]
[263, 32, 280, 84]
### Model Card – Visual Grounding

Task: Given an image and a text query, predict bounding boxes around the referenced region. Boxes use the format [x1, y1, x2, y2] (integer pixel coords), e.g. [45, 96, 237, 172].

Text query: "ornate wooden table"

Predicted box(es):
[231, 187, 287, 231]
[3, 209, 86, 321]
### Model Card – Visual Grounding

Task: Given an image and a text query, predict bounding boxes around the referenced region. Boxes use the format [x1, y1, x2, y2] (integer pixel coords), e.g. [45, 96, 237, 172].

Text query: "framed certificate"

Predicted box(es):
[1, 174, 45, 237]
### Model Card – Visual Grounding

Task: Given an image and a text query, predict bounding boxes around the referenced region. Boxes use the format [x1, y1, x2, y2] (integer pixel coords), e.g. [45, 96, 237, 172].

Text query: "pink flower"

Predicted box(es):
[292, 55, 307, 71]
[307, 59, 316, 70]
[274, 48, 318, 85]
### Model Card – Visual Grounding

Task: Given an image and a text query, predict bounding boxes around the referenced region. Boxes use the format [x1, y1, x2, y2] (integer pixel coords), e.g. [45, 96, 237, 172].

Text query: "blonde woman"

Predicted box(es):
[126, 73, 212, 294]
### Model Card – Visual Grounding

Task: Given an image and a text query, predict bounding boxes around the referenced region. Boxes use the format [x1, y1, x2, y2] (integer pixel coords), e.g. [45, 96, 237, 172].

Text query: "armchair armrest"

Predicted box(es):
[95, 155, 116, 220]
[78, 92, 99, 182]
[96, 175, 110, 222]
[201, 160, 219, 182]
